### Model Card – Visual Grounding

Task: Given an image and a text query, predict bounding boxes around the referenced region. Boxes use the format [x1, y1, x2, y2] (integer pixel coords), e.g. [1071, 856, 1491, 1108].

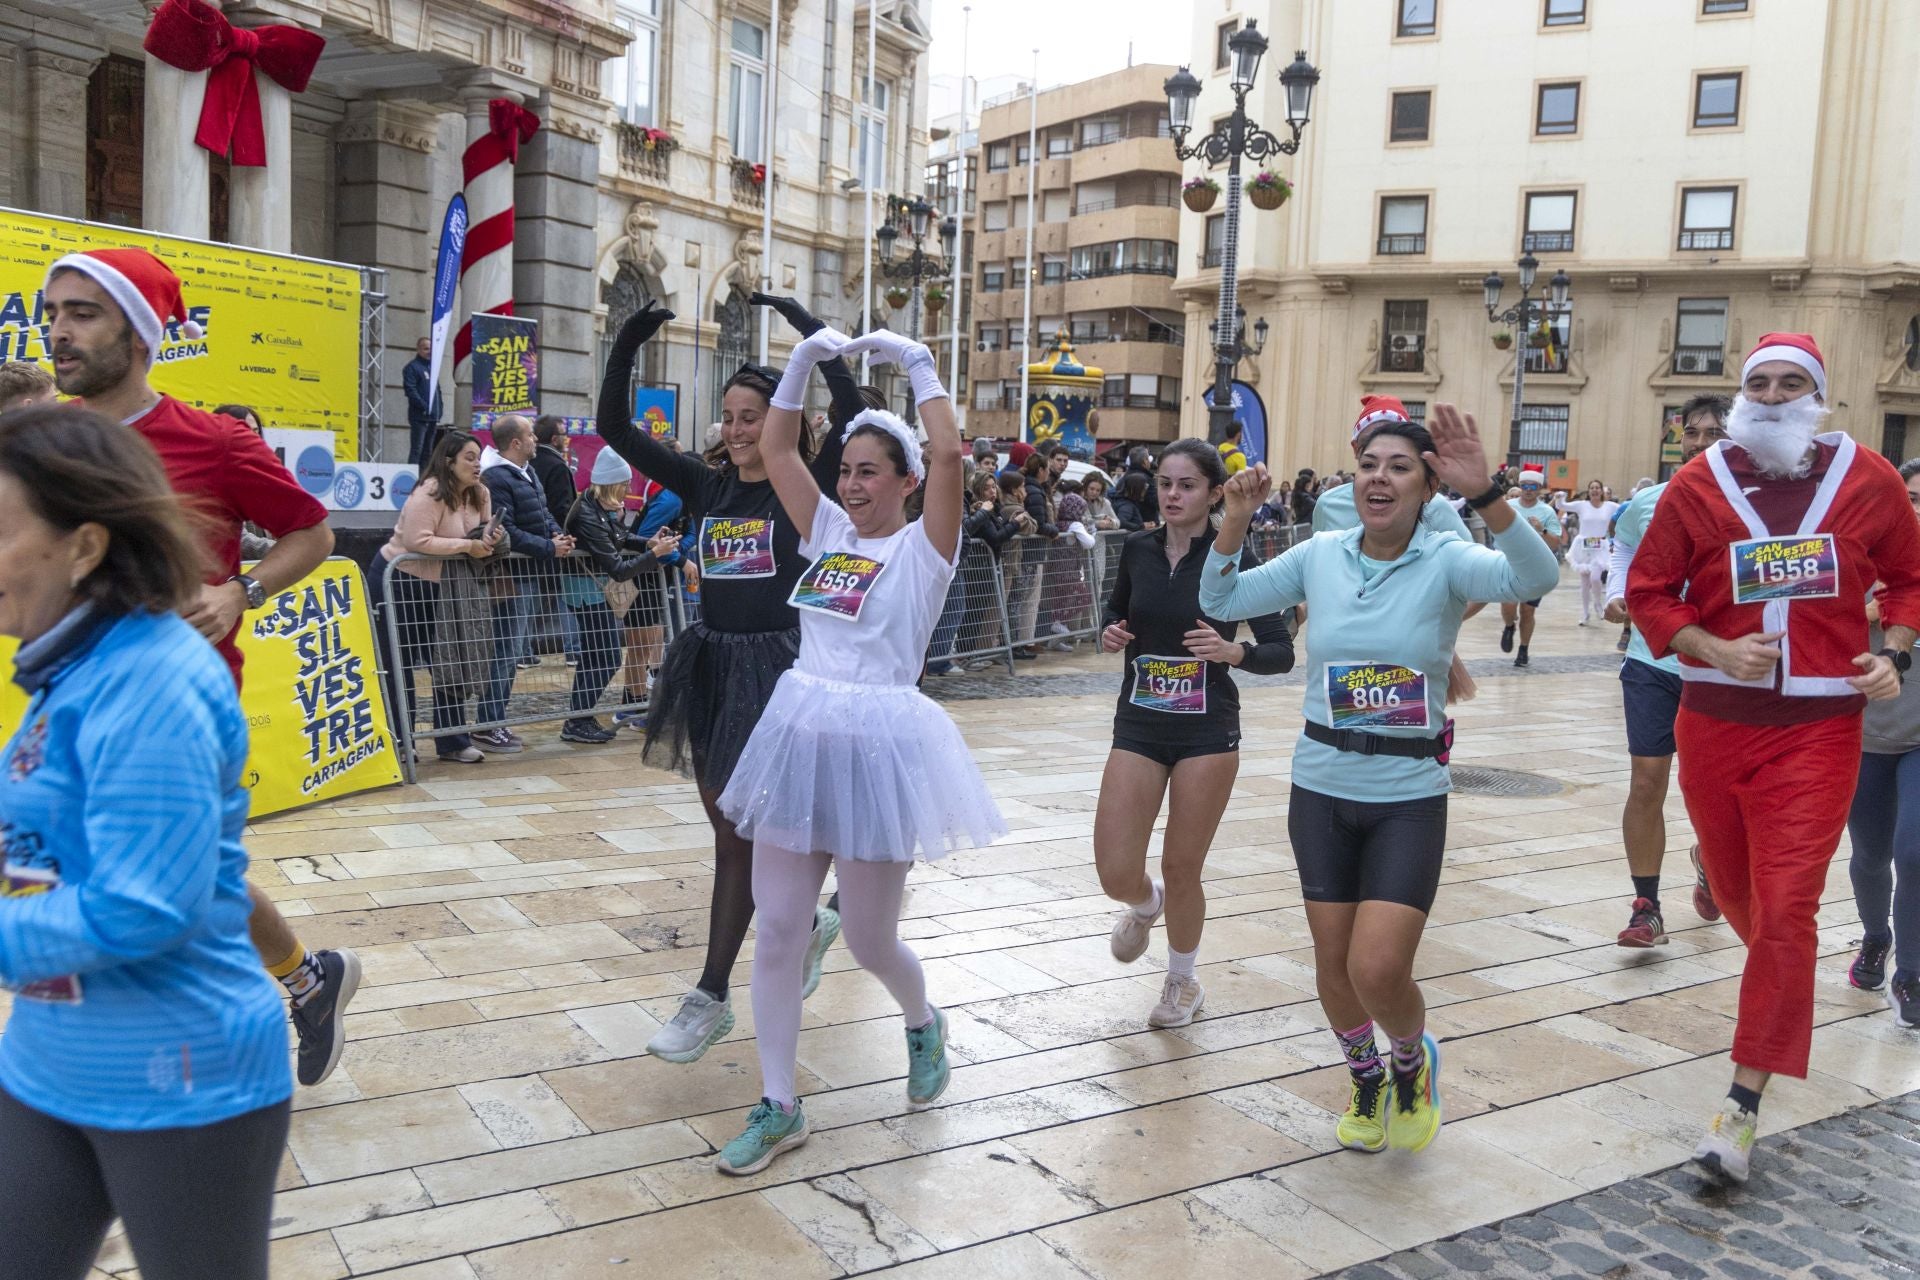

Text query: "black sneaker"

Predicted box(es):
[1500, 623, 1516, 654]
[561, 716, 616, 744]
[1850, 939, 1890, 991]
[1514, 645, 1530, 668]
[1888, 972, 1920, 1028]
[292, 948, 361, 1087]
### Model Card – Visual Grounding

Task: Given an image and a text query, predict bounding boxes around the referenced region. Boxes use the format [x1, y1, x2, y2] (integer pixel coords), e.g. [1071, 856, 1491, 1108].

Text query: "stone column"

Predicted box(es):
[228, 72, 293, 251]
[512, 98, 601, 416]
[18, 37, 103, 218]
[143, 55, 211, 238]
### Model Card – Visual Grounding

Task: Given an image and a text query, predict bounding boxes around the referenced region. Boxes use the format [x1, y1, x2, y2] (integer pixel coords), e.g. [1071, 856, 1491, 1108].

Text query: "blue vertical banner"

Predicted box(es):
[1203, 380, 1268, 466]
[426, 195, 468, 400]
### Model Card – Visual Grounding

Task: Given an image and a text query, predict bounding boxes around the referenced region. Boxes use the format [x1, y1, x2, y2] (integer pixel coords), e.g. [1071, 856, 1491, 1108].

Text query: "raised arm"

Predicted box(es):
[839, 331, 963, 559]
[596, 304, 708, 501]
[764, 328, 849, 545]
[750, 291, 860, 490]
[1422, 404, 1556, 601]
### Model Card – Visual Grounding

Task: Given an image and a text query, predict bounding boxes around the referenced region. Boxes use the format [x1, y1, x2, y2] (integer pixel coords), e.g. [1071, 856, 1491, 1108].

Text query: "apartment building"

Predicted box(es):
[1177, 0, 1920, 484]
[968, 64, 1188, 450]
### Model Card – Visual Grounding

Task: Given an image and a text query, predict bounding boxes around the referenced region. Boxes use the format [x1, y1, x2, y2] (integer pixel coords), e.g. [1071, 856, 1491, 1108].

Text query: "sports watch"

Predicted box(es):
[231, 573, 266, 610]
[1881, 647, 1912, 685]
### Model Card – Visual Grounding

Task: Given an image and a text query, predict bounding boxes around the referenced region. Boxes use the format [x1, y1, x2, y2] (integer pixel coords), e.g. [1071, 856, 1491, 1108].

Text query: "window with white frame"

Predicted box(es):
[604, 1, 661, 126]
[728, 18, 767, 158]
[983, 201, 1009, 231]
[858, 77, 892, 190]
[1523, 191, 1577, 253]
[1679, 186, 1737, 250]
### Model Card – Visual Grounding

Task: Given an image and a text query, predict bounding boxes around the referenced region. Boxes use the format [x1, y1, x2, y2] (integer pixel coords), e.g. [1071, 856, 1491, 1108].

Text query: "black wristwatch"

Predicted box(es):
[230, 573, 266, 610]
[1882, 647, 1912, 684]
[1465, 484, 1506, 511]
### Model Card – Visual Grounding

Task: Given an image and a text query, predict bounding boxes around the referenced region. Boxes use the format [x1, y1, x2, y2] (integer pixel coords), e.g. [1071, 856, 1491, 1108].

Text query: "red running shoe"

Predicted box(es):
[1689, 845, 1721, 922]
[1617, 898, 1667, 948]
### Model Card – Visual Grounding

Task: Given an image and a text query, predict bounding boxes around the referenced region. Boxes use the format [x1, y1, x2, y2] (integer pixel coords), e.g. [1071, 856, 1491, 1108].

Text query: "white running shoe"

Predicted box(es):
[1148, 973, 1205, 1027]
[1692, 1098, 1758, 1185]
[646, 989, 735, 1064]
[1109, 880, 1164, 963]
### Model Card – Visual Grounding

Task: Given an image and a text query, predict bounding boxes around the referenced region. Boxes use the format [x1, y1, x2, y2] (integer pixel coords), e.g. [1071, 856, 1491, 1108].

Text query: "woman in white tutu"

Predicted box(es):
[713, 327, 1005, 1175]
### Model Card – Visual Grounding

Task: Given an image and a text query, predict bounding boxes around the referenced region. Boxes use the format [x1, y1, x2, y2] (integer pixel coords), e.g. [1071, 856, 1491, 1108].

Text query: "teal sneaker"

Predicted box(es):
[802, 904, 841, 1000]
[906, 1005, 952, 1105]
[715, 1098, 809, 1176]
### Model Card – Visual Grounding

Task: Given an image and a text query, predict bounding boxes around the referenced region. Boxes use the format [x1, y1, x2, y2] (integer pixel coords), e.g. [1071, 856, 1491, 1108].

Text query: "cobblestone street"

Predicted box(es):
[62, 576, 1916, 1279]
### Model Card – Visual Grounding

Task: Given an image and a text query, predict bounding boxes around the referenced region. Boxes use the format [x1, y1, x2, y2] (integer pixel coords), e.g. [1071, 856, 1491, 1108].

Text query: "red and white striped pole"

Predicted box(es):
[453, 97, 540, 383]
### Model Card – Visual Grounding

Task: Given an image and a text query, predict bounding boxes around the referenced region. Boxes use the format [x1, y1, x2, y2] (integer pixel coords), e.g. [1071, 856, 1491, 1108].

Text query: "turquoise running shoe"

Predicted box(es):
[802, 904, 841, 1000]
[906, 1005, 951, 1105]
[1387, 1033, 1443, 1153]
[715, 1097, 808, 1176]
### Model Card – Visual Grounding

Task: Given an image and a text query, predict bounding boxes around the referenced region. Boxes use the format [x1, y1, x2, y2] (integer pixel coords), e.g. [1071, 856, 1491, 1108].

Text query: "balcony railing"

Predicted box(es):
[1070, 262, 1178, 281]
[616, 133, 673, 185]
[1670, 345, 1726, 377]
[1072, 194, 1179, 215]
[1521, 343, 1571, 375]
[1377, 234, 1427, 255]
[1200, 248, 1223, 269]
[1521, 231, 1573, 253]
[1678, 228, 1734, 250]
[729, 159, 768, 209]
[1076, 122, 1174, 150]
[1069, 327, 1184, 347]
[1098, 392, 1179, 411]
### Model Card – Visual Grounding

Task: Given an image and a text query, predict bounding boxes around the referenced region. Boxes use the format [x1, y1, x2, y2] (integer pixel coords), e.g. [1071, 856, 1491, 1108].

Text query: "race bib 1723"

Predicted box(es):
[1130, 655, 1207, 714]
[700, 516, 776, 578]
[788, 551, 887, 621]
[1729, 533, 1839, 605]
[1325, 661, 1431, 730]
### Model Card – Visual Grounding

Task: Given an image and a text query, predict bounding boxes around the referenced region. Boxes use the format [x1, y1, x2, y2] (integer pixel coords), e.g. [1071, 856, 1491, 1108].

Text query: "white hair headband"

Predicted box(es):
[841, 408, 925, 480]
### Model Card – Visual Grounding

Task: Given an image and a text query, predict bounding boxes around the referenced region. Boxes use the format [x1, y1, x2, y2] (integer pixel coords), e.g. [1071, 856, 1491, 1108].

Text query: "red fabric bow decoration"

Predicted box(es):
[143, 0, 325, 167]
[489, 99, 542, 165]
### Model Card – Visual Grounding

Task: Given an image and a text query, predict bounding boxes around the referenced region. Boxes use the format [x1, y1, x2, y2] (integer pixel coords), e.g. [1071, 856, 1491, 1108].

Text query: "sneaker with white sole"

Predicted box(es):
[1690, 844, 1722, 923]
[647, 989, 735, 1063]
[1693, 1097, 1758, 1185]
[1148, 973, 1205, 1027]
[715, 1098, 808, 1176]
[802, 905, 841, 999]
[1109, 881, 1163, 964]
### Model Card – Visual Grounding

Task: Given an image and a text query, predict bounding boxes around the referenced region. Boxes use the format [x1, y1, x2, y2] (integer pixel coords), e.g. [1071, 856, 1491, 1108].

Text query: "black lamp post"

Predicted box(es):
[1208, 305, 1269, 380]
[1483, 254, 1572, 465]
[1166, 27, 1318, 444]
[874, 195, 954, 424]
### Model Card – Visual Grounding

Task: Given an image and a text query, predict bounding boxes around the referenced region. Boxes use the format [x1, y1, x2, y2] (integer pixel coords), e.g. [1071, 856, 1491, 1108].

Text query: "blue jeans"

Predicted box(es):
[925, 573, 967, 672]
[567, 599, 624, 714]
[1849, 746, 1920, 977]
[407, 419, 439, 466]
[477, 583, 533, 725]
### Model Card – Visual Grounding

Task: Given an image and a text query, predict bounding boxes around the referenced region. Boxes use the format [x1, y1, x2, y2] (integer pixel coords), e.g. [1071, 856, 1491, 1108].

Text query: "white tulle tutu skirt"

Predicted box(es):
[718, 669, 1006, 861]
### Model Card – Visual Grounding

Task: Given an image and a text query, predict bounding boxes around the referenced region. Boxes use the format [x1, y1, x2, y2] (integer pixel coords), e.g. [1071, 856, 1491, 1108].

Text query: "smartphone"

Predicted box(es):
[484, 512, 504, 539]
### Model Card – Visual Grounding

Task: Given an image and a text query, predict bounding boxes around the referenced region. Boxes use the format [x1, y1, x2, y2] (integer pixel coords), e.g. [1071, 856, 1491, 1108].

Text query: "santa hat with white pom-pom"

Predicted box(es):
[46, 247, 203, 365]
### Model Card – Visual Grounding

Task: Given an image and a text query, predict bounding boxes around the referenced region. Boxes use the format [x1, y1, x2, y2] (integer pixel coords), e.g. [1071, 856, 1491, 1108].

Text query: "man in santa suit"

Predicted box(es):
[40, 248, 358, 1088]
[1628, 332, 1919, 1185]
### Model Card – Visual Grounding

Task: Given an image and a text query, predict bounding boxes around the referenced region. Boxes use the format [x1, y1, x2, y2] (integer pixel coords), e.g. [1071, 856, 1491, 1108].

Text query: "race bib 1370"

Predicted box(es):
[1729, 533, 1838, 605]
[788, 551, 887, 621]
[1130, 655, 1206, 714]
[1325, 661, 1430, 730]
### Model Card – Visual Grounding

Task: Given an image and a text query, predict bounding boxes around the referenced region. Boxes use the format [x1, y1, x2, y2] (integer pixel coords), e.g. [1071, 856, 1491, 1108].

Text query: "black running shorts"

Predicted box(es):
[1286, 784, 1448, 913]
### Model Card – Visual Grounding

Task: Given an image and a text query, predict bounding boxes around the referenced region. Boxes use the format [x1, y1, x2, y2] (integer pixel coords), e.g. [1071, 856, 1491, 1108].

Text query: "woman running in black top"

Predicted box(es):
[596, 294, 869, 1064]
[1094, 440, 1294, 1027]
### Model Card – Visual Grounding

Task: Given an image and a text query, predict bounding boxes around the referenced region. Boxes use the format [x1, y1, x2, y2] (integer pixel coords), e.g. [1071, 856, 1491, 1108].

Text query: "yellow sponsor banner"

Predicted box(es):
[0, 560, 401, 819]
[0, 207, 362, 458]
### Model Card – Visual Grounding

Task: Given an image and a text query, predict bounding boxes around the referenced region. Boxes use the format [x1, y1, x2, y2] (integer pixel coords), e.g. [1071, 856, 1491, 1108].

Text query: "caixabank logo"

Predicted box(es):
[251, 330, 305, 350]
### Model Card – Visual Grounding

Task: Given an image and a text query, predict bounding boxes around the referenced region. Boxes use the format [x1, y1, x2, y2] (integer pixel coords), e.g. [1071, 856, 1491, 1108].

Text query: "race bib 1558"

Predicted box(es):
[1326, 661, 1430, 730]
[1729, 533, 1838, 605]
[700, 516, 776, 578]
[788, 551, 887, 621]
[1130, 655, 1206, 714]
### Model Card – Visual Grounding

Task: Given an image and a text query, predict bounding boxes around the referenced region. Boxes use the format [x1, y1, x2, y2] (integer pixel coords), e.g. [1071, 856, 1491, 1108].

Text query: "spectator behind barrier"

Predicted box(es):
[526, 415, 583, 668]
[215, 403, 276, 559]
[0, 360, 55, 412]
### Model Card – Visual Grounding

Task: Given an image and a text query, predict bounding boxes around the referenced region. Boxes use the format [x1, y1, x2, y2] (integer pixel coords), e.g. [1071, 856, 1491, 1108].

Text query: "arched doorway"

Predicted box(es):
[599, 261, 665, 390]
[712, 287, 752, 426]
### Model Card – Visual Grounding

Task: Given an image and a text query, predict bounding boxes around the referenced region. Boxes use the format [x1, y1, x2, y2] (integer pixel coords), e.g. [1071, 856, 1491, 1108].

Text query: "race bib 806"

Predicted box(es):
[1729, 533, 1838, 605]
[1325, 661, 1430, 730]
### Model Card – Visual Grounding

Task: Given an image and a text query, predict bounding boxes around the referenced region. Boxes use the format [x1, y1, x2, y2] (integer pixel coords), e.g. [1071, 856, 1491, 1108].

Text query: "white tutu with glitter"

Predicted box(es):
[718, 668, 1006, 861]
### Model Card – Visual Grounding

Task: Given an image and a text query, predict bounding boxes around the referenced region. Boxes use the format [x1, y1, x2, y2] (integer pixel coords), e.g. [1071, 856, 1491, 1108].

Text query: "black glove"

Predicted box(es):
[748, 291, 824, 338]
[615, 303, 675, 352]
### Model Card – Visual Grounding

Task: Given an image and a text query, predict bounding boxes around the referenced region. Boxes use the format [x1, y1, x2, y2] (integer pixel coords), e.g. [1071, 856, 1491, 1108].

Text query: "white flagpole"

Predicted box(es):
[949, 6, 970, 426]
[757, 0, 780, 365]
[861, 2, 877, 380]
[1016, 50, 1038, 442]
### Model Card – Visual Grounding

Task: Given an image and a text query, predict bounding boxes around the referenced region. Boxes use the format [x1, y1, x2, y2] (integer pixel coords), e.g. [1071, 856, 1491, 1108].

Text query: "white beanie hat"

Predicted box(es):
[590, 447, 632, 485]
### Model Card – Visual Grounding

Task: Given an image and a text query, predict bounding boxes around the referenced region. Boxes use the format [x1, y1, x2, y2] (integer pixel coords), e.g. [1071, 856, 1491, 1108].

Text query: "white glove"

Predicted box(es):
[771, 327, 851, 410]
[844, 330, 946, 404]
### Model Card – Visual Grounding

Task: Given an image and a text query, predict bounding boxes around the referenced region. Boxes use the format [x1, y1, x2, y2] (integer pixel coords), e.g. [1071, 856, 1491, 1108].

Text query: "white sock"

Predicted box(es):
[1130, 880, 1164, 920]
[1167, 946, 1197, 980]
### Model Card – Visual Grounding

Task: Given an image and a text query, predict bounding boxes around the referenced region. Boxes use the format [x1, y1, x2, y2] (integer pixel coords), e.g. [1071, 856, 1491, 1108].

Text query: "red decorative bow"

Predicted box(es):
[143, 0, 325, 167]
[490, 99, 542, 165]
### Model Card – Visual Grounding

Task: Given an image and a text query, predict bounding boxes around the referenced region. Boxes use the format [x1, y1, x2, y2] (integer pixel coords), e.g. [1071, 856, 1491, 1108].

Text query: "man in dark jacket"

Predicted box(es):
[526, 416, 582, 667]
[1125, 446, 1159, 524]
[474, 415, 575, 752]
[530, 416, 578, 528]
[402, 337, 443, 465]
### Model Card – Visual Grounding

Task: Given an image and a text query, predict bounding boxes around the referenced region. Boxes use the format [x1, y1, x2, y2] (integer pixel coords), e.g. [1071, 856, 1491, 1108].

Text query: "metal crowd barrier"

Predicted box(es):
[374, 521, 1318, 778]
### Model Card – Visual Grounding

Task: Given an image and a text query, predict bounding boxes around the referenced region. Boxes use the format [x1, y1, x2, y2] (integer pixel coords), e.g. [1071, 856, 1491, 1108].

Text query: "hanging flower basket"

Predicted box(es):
[1247, 172, 1292, 211]
[1492, 330, 1513, 350]
[924, 284, 948, 313]
[885, 286, 910, 309]
[1182, 176, 1220, 213]
[1528, 326, 1551, 349]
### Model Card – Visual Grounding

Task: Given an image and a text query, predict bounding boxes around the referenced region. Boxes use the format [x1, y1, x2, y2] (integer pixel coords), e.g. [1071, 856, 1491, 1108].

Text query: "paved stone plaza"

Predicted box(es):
[83, 572, 1920, 1278]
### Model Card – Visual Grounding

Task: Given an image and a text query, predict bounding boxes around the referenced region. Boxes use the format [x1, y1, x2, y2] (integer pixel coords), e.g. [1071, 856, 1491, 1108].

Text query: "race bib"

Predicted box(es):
[1729, 533, 1839, 605]
[788, 550, 887, 621]
[1326, 661, 1430, 730]
[1, 860, 81, 1004]
[1582, 536, 1604, 550]
[1130, 655, 1207, 714]
[700, 516, 776, 579]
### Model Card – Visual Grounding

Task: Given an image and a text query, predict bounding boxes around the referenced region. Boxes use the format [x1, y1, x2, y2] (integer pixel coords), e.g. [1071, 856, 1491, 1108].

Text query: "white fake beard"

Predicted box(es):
[1725, 394, 1828, 479]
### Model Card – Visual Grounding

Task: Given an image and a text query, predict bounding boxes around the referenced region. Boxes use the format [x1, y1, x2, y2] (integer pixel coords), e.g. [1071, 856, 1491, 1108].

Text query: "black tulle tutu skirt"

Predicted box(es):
[642, 622, 800, 789]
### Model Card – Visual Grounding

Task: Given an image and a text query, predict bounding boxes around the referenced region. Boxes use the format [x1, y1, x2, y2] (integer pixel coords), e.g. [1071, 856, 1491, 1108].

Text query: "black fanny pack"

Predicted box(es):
[1304, 717, 1455, 764]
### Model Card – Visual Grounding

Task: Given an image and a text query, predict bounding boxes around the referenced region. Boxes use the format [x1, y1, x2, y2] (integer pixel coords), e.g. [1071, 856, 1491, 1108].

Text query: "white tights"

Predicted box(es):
[1579, 558, 1607, 620]
[750, 841, 929, 1107]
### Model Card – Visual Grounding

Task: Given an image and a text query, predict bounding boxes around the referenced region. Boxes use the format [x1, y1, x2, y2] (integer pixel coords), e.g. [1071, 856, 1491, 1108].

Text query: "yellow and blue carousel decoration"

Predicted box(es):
[1025, 329, 1102, 460]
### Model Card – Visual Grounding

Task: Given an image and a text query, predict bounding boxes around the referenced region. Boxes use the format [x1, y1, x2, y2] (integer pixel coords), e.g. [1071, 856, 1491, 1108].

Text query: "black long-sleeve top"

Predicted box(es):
[963, 505, 1019, 557]
[1022, 484, 1059, 539]
[1103, 525, 1294, 741]
[1110, 496, 1147, 532]
[596, 323, 861, 633]
[566, 499, 659, 582]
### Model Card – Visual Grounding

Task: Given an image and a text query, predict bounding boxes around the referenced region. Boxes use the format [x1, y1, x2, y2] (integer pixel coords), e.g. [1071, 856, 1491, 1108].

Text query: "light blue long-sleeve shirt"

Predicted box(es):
[0, 609, 290, 1129]
[1605, 482, 1682, 676]
[1200, 521, 1560, 801]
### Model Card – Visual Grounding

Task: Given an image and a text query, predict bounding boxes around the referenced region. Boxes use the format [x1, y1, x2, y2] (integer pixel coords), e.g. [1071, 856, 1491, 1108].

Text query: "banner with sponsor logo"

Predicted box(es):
[427, 195, 467, 405]
[0, 206, 363, 457]
[470, 313, 539, 416]
[265, 428, 417, 512]
[0, 560, 400, 818]
[1202, 379, 1268, 466]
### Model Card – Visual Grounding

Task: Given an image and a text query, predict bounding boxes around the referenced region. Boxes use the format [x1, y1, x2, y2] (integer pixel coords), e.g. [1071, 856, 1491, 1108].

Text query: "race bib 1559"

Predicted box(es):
[788, 551, 887, 621]
[1729, 533, 1838, 605]
[1130, 655, 1206, 714]
[700, 516, 776, 578]
[1326, 661, 1430, 730]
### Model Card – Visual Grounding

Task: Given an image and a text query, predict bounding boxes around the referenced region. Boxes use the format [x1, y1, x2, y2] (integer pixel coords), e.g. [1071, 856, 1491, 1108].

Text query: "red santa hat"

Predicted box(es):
[1740, 331, 1826, 398]
[45, 248, 203, 365]
[1518, 468, 1546, 487]
[1351, 394, 1411, 440]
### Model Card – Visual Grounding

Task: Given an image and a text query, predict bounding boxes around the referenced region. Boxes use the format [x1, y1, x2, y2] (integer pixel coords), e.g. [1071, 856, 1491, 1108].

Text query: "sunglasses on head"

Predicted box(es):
[731, 361, 780, 386]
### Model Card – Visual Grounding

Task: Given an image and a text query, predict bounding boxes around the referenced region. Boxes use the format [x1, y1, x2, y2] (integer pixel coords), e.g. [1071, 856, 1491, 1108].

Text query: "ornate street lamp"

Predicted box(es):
[1485, 254, 1573, 466]
[1166, 24, 1319, 444]
[874, 195, 952, 423]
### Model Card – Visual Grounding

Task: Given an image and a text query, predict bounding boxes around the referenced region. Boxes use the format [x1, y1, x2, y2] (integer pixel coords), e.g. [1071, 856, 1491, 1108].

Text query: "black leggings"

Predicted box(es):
[0, 1086, 289, 1280]
[1286, 785, 1448, 913]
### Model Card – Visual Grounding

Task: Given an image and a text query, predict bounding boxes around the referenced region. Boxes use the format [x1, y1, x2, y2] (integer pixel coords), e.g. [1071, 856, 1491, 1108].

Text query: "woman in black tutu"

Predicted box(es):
[595, 294, 869, 1063]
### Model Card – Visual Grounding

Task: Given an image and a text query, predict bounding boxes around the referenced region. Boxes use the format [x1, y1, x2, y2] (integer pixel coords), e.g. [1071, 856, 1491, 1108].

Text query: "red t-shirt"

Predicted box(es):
[123, 396, 330, 686]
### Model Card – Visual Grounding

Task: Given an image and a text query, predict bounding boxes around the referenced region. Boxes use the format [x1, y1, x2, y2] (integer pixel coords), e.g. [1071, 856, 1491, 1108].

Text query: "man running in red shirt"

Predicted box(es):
[41, 247, 358, 1087]
[1629, 332, 1919, 1185]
